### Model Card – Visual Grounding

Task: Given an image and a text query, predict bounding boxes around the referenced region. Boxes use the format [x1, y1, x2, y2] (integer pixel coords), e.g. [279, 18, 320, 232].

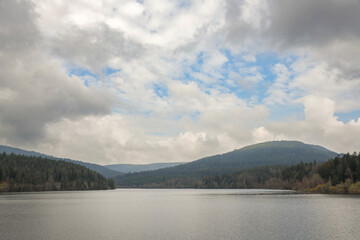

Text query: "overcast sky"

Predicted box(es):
[1, 0, 360, 165]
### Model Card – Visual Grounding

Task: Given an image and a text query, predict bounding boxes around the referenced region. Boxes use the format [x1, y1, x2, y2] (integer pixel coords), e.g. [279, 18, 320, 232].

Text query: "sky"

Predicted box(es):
[1, 0, 360, 165]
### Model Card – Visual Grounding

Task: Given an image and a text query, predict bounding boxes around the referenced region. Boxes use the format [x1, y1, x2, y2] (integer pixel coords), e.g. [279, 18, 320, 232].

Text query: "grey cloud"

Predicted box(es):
[268, 0, 360, 48]
[225, 0, 360, 76]
[0, 0, 38, 53]
[269, 0, 360, 78]
[0, 0, 112, 146]
[225, 0, 254, 47]
[225, 0, 360, 48]
[223, 0, 360, 92]
[52, 24, 145, 72]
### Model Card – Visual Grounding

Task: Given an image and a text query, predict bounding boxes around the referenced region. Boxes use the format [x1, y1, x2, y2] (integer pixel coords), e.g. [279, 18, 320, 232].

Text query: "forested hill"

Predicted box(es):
[0, 145, 121, 178]
[186, 141, 337, 172]
[201, 153, 360, 194]
[0, 153, 115, 192]
[115, 141, 338, 187]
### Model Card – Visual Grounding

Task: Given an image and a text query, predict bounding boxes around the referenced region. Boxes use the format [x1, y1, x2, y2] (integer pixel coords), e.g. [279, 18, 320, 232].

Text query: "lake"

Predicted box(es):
[0, 189, 359, 240]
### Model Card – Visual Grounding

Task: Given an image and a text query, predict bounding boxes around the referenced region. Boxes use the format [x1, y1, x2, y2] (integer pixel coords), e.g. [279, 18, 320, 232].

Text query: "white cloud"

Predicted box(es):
[302, 95, 342, 127]
[291, 63, 360, 113]
[1, 0, 360, 165]
[252, 127, 274, 142]
[254, 95, 360, 154]
[240, 0, 270, 30]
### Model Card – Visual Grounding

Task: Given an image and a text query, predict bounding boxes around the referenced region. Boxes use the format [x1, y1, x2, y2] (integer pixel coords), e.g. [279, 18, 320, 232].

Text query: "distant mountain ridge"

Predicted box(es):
[105, 162, 185, 173]
[0, 145, 121, 178]
[115, 141, 339, 187]
[189, 141, 338, 170]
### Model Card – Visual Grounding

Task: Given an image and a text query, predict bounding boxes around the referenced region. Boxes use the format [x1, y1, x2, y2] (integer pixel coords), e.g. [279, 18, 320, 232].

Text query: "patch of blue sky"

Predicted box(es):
[67, 67, 97, 87]
[219, 50, 283, 101]
[335, 110, 360, 123]
[232, 52, 300, 104]
[255, 52, 279, 81]
[179, 49, 302, 119]
[68, 67, 96, 78]
[67, 65, 121, 87]
[190, 51, 204, 73]
[68, 65, 120, 78]
[176, 53, 206, 87]
[178, 51, 222, 85]
[102, 67, 121, 76]
[153, 83, 168, 98]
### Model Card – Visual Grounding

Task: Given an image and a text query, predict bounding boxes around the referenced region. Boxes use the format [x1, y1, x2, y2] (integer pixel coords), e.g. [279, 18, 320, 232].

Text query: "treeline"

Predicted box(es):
[201, 153, 360, 194]
[116, 153, 360, 194]
[201, 162, 321, 189]
[0, 152, 115, 192]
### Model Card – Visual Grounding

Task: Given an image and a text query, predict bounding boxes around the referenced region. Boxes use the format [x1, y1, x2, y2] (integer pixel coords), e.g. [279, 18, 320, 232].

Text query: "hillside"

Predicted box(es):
[186, 141, 337, 172]
[201, 152, 360, 194]
[105, 162, 184, 173]
[0, 145, 121, 178]
[115, 141, 339, 187]
[0, 153, 114, 192]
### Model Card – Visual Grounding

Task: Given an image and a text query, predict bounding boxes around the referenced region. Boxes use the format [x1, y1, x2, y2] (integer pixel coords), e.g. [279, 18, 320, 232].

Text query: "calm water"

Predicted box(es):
[0, 189, 359, 240]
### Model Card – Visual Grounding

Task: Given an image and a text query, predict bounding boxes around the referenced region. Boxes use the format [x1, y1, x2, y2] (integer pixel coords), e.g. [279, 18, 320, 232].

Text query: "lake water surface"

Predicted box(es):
[1, 189, 359, 240]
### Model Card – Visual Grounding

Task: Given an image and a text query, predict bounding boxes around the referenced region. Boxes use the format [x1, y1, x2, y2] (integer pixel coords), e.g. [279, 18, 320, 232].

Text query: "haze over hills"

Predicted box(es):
[0, 145, 121, 178]
[115, 141, 339, 187]
[105, 162, 185, 173]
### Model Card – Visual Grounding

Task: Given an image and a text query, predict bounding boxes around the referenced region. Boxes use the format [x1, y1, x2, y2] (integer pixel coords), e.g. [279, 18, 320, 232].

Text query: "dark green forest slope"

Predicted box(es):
[186, 141, 337, 172]
[115, 141, 338, 187]
[0, 153, 115, 192]
[202, 153, 360, 194]
[0, 145, 121, 178]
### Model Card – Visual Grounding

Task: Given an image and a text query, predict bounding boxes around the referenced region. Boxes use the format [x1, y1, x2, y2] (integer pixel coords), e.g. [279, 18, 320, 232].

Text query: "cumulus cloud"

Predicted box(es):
[258, 96, 360, 153]
[0, 0, 111, 146]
